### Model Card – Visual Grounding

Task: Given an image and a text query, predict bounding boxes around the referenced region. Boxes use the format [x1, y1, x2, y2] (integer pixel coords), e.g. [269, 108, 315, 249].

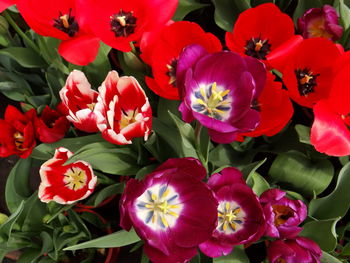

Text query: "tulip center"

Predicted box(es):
[64, 167, 88, 191]
[272, 205, 294, 226]
[245, 37, 271, 60]
[277, 258, 287, 263]
[308, 18, 333, 39]
[217, 201, 245, 234]
[295, 68, 320, 96]
[110, 9, 137, 37]
[191, 82, 232, 121]
[13, 132, 28, 151]
[119, 108, 138, 129]
[53, 9, 79, 37]
[135, 184, 183, 231]
[166, 58, 178, 87]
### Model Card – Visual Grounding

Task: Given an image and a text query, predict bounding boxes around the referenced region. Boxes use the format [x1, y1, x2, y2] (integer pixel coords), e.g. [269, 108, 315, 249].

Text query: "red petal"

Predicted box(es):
[311, 100, 350, 156]
[58, 35, 100, 66]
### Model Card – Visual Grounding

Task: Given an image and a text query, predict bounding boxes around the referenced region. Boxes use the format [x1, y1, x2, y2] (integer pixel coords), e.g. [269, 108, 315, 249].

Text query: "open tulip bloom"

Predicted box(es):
[3, 1, 350, 262]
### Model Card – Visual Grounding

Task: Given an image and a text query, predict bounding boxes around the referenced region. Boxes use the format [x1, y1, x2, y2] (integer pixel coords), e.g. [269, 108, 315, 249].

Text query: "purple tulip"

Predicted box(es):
[199, 168, 266, 258]
[267, 237, 322, 263]
[298, 5, 343, 41]
[260, 189, 307, 238]
[119, 157, 218, 263]
[176, 44, 266, 143]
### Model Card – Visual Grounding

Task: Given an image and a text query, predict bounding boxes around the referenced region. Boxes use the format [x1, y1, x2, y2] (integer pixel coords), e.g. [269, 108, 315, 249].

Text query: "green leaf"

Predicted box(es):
[31, 134, 105, 160]
[151, 113, 198, 159]
[66, 144, 140, 175]
[5, 158, 33, 213]
[0, 47, 46, 68]
[243, 158, 266, 181]
[268, 150, 334, 196]
[213, 245, 249, 263]
[83, 43, 111, 87]
[64, 229, 140, 250]
[335, 0, 350, 31]
[135, 164, 158, 180]
[86, 183, 124, 207]
[295, 124, 311, 144]
[321, 251, 343, 263]
[309, 162, 350, 219]
[300, 218, 340, 252]
[173, 0, 208, 21]
[250, 172, 270, 196]
[0, 201, 24, 240]
[157, 98, 181, 125]
[212, 0, 250, 32]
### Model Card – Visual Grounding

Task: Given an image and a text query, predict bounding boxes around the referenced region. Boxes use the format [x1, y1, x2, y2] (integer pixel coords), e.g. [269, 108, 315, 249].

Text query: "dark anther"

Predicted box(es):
[251, 99, 261, 111]
[53, 9, 79, 37]
[295, 68, 320, 96]
[110, 9, 137, 37]
[166, 58, 178, 87]
[245, 37, 271, 60]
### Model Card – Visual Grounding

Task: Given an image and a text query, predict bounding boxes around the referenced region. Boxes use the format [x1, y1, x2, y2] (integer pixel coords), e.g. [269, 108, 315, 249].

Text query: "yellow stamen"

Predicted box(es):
[255, 40, 264, 52]
[151, 193, 157, 201]
[87, 103, 96, 111]
[116, 16, 126, 27]
[300, 74, 313, 85]
[60, 14, 70, 29]
[200, 87, 207, 99]
[161, 216, 169, 227]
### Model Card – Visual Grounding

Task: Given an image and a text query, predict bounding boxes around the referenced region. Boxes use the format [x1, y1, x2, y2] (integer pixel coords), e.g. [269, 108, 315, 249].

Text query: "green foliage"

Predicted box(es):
[301, 218, 340, 252]
[269, 150, 334, 196]
[212, 0, 251, 32]
[173, 0, 209, 21]
[5, 158, 33, 213]
[309, 162, 350, 219]
[64, 229, 140, 250]
[0, 47, 46, 68]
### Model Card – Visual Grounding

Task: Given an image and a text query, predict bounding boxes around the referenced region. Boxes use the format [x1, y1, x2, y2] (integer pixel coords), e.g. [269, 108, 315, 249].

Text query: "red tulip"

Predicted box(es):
[311, 52, 350, 156]
[59, 70, 99, 133]
[16, 0, 100, 65]
[226, 3, 302, 69]
[281, 38, 343, 108]
[0, 0, 15, 12]
[39, 147, 97, 204]
[141, 21, 222, 100]
[78, 0, 178, 52]
[241, 72, 293, 138]
[0, 105, 36, 158]
[34, 105, 70, 143]
[95, 71, 152, 145]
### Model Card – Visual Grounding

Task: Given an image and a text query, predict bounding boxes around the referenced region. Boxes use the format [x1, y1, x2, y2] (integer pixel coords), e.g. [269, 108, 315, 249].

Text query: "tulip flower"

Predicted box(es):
[16, 0, 100, 65]
[226, 3, 302, 69]
[260, 189, 307, 238]
[267, 237, 322, 263]
[177, 44, 266, 143]
[298, 5, 343, 41]
[38, 147, 97, 204]
[34, 104, 70, 143]
[59, 70, 99, 133]
[0, 105, 36, 158]
[78, 0, 178, 52]
[95, 71, 152, 145]
[120, 158, 217, 263]
[199, 168, 266, 258]
[141, 21, 222, 100]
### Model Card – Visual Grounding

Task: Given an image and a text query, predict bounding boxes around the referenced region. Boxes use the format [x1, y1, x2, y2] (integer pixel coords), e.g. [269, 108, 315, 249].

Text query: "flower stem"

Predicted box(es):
[4, 11, 40, 54]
